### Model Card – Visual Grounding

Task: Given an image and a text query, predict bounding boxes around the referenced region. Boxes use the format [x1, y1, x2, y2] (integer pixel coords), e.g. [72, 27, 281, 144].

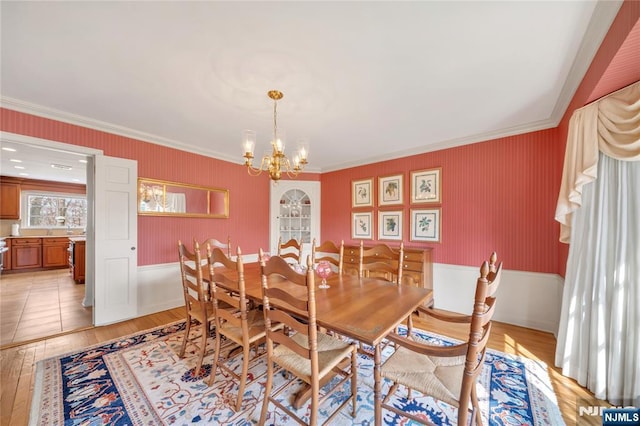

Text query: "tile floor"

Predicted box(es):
[0, 269, 92, 347]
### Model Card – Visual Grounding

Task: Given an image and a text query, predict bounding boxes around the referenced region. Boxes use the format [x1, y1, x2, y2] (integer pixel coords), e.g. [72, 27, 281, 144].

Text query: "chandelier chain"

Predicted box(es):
[273, 97, 278, 143]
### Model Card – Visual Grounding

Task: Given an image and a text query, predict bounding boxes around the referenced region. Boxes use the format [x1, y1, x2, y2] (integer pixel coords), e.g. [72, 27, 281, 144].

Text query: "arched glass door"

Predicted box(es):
[278, 188, 312, 244]
[270, 180, 320, 261]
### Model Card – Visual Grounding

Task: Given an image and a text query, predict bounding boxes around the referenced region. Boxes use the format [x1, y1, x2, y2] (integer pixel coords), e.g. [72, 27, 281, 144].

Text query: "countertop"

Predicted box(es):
[3, 235, 85, 239]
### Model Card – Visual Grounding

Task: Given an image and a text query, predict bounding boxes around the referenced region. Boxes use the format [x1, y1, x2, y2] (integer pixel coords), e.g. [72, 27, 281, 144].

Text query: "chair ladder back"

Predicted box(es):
[201, 236, 232, 258]
[260, 250, 318, 366]
[312, 239, 344, 275]
[278, 237, 303, 265]
[178, 241, 208, 311]
[177, 240, 213, 376]
[359, 241, 404, 284]
[259, 249, 357, 426]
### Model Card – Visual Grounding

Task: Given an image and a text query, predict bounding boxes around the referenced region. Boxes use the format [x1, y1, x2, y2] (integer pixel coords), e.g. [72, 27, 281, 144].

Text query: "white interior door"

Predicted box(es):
[270, 180, 320, 263]
[93, 155, 138, 325]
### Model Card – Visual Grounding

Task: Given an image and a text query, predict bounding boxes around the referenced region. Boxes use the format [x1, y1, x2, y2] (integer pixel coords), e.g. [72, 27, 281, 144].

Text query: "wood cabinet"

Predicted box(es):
[69, 239, 86, 283]
[343, 244, 434, 309]
[42, 237, 70, 268]
[11, 238, 42, 270]
[0, 181, 20, 219]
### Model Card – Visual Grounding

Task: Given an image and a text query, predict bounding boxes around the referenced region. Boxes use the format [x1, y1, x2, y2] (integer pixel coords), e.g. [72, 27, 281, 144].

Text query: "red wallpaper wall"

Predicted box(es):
[2, 2, 636, 274]
[321, 129, 561, 273]
[554, 1, 640, 276]
[0, 109, 275, 265]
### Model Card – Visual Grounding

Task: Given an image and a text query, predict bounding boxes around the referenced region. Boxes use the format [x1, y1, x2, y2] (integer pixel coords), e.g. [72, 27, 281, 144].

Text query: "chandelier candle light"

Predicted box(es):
[242, 90, 309, 181]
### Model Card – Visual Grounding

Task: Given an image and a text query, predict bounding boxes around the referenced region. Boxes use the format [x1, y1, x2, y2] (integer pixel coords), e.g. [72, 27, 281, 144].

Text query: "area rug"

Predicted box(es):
[30, 321, 565, 425]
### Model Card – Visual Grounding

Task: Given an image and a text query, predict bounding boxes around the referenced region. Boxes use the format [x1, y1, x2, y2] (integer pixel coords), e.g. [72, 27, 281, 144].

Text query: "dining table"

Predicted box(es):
[214, 262, 433, 426]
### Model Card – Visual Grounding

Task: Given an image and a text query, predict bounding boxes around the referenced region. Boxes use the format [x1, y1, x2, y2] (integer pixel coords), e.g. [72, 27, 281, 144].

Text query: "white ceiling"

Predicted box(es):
[0, 1, 623, 183]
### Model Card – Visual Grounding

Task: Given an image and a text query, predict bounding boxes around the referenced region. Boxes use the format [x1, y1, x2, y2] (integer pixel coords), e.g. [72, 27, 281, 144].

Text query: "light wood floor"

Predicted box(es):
[0, 269, 92, 348]
[1, 307, 605, 426]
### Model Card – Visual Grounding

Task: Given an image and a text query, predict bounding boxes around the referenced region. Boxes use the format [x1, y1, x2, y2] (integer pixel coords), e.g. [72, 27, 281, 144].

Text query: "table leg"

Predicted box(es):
[374, 343, 382, 426]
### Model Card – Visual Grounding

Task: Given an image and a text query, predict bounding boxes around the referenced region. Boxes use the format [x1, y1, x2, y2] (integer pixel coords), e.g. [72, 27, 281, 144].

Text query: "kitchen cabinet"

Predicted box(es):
[0, 181, 20, 219]
[42, 237, 70, 268]
[11, 238, 42, 270]
[69, 239, 86, 283]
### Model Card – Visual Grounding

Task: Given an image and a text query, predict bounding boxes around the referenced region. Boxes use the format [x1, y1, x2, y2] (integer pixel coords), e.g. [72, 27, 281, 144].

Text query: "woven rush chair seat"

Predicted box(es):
[379, 252, 503, 426]
[272, 331, 356, 382]
[380, 336, 466, 407]
[217, 309, 267, 344]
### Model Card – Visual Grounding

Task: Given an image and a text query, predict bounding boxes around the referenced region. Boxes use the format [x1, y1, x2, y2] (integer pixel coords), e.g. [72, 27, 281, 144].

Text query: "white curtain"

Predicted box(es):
[165, 192, 186, 213]
[555, 81, 640, 406]
[555, 153, 640, 405]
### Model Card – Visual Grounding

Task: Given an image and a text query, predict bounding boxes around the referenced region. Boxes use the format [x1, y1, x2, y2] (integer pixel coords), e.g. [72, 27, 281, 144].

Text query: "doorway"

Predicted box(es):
[0, 133, 100, 347]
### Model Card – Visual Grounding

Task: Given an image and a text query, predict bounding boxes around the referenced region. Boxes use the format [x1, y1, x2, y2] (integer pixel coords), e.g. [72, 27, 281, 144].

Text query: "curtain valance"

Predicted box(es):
[555, 81, 640, 243]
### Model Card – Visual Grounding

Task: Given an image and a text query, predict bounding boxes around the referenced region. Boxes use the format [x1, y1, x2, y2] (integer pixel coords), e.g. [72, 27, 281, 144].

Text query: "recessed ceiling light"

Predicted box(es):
[51, 163, 73, 170]
[2, 147, 17, 152]
[10, 159, 22, 163]
[18, 172, 29, 176]
[79, 159, 88, 164]
[14, 166, 25, 169]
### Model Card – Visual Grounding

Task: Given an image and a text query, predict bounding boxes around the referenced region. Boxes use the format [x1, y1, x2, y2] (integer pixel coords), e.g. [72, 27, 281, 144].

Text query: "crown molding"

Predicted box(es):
[548, 0, 624, 126]
[321, 117, 557, 173]
[0, 96, 245, 166]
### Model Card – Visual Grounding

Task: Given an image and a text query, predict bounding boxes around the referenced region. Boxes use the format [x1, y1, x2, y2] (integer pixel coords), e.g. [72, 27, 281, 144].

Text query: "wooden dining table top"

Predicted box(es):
[217, 263, 433, 347]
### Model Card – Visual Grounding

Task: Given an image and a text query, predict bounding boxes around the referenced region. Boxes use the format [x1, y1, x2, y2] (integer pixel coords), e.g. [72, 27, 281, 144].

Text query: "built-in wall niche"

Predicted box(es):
[137, 178, 229, 218]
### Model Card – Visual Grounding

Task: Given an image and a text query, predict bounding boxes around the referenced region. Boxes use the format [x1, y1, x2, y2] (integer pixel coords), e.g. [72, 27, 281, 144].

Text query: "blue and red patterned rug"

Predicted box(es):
[30, 321, 565, 425]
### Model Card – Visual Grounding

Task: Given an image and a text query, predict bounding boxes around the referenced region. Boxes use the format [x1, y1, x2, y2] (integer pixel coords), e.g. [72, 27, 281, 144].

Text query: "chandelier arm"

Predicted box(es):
[282, 157, 302, 178]
[242, 90, 308, 181]
[246, 164, 263, 177]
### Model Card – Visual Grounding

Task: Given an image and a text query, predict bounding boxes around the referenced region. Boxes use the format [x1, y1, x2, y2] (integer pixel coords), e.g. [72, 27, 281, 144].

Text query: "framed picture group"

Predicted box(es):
[351, 167, 442, 242]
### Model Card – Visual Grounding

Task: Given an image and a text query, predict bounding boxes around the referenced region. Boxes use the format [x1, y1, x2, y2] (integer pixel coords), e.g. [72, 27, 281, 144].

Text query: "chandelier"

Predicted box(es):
[242, 90, 309, 181]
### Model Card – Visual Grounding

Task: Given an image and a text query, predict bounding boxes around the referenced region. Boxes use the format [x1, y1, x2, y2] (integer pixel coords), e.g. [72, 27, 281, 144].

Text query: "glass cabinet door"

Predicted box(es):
[278, 189, 312, 244]
[270, 180, 320, 258]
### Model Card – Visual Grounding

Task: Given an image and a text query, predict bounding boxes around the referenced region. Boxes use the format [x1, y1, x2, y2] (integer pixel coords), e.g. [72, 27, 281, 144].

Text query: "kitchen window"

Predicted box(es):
[21, 191, 87, 229]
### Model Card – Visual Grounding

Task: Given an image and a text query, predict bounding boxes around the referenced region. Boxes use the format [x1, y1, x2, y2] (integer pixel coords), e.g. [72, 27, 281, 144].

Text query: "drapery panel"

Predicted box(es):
[555, 152, 640, 405]
[555, 81, 640, 406]
[555, 80, 640, 243]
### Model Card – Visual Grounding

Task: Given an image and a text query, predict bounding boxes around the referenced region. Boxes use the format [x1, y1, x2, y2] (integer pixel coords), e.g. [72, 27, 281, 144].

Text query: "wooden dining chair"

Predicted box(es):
[258, 251, 358, 426]
[311, 238, 344, 275]
[277, 237, 303, 265]
[358, 240, 403, 284]
[205, 245, 280, 411]
[378, 252, 503, 425]
[177, 240, 215, 377]
[200, 236, 232, 258]
[358, 241, 406, 349]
